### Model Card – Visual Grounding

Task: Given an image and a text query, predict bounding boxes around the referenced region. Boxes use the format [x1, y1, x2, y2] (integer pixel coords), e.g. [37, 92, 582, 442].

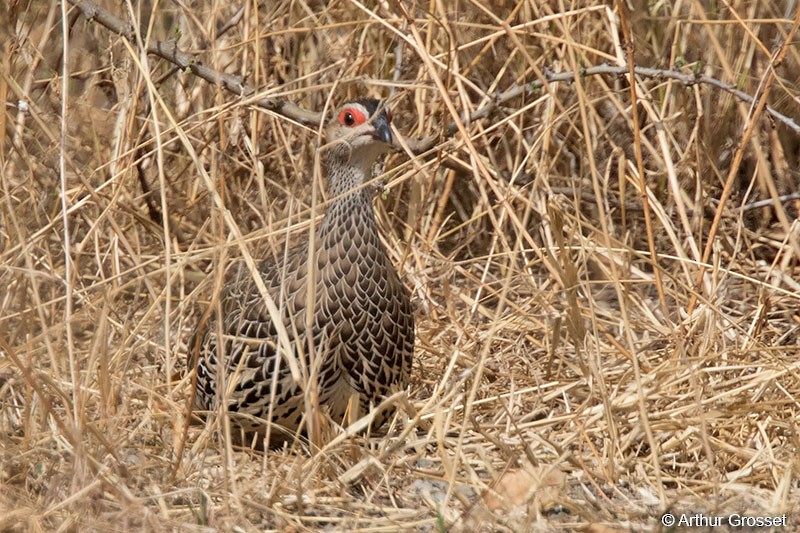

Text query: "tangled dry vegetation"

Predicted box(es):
[2, 0, 799, 531]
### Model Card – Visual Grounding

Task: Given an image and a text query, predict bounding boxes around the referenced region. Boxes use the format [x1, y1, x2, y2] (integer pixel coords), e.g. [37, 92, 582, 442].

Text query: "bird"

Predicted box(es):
[194, 98, 414, 446]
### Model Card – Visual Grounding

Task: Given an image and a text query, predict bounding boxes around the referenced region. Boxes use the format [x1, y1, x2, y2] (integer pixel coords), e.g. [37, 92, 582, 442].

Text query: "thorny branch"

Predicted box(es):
[66, 0, 800, 155]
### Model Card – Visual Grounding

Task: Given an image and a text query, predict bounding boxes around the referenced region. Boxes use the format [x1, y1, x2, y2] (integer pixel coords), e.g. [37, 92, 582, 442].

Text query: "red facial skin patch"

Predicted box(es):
[338, 108, 367, 127]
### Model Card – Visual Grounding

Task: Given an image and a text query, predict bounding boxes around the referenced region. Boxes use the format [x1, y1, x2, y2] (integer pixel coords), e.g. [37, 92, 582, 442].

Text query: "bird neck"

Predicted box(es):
[320, 156, 379, 240]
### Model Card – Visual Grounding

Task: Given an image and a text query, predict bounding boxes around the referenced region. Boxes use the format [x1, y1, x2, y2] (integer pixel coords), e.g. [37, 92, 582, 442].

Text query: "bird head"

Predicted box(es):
[324, 99, 393, 170]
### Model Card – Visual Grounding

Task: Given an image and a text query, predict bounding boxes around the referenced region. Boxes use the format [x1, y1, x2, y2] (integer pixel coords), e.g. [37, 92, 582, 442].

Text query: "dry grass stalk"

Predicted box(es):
[1, 0, 799, 531]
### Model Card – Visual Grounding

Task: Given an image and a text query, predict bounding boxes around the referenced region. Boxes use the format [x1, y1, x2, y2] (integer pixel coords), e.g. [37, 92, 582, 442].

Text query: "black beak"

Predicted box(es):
[371, 113, 393, 145]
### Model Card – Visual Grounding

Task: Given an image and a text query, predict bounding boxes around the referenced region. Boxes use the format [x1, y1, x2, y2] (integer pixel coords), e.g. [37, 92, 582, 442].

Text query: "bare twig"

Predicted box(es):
[739, 192, 800, 212]
[65, 0, 800, 153]
[66, 0, 320, 125]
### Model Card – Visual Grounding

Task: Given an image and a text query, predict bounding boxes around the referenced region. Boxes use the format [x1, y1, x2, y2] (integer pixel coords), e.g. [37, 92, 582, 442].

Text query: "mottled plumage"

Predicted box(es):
[195, 99, 414, 445]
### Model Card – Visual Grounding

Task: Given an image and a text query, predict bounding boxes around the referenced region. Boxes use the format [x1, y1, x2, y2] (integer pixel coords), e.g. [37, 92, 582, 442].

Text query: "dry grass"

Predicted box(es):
[2, 0, 800, 531]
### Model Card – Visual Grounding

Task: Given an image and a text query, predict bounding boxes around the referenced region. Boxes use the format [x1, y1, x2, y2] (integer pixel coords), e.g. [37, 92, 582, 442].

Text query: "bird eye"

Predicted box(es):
[338, 108, 366, 127]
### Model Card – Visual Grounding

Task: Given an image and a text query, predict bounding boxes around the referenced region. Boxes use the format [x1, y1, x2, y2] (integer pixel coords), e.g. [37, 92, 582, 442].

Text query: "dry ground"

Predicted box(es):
[1, 0, 799, 531]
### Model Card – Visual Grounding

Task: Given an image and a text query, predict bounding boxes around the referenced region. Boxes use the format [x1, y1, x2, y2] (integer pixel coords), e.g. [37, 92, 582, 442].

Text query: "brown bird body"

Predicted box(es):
[195, 99, 414, 444]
